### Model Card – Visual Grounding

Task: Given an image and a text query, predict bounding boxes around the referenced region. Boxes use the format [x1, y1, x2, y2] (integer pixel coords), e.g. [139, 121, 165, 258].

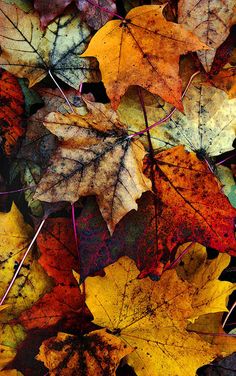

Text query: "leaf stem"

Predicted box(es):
[0, 185, 36, 195]
[129, 71, 200, 138]
[222, 301, 236, 328]
[48, 70, 75, 113]
[0, 219, 46, 306]
[215, 151, 236, 166]
[164, 242, 194, 270]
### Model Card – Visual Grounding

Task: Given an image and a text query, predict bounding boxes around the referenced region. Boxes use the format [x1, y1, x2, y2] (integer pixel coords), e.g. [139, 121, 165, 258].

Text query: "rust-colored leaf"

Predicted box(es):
[19, 218, 83, 330]
[0, 69, 25, 155]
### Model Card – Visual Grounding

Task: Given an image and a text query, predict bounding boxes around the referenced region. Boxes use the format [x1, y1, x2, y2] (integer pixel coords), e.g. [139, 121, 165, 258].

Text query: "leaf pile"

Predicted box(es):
[0, 0, 236, 375]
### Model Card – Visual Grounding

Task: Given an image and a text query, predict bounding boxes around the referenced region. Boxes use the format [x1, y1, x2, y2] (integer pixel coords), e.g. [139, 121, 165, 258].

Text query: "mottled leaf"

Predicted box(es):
[0, 1, 100, 89]
[34, 101, 151, 234]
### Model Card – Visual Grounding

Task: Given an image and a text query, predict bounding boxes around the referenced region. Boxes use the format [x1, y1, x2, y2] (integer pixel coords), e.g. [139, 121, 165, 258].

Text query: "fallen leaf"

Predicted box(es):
[0, 371, 24, 376]
[19, 217, 83, 330]
[13, 88, 88, 216]
[0, 203, 53, 322]
[34, 0, 117, 30]
[78, 256, 221, 376]
[176, 243, 236, 321]
[188, 312, 236, 355]
[208, 66, 236, 98]
[77, 146, 236, 280]
[119, 82, 236, 158]
[0, 1, 100, 88]
[200, 352, 236, 376]
[0, 323, 26, 371]
[178, 0, 236, 71]
[36, 329, 133, 375]
[77, 0, 117, 30]
[0, 69, 25, 155]
[34, 101, 151, 234]
[216, 166, 236, 208]
[81, 4, 208, 110]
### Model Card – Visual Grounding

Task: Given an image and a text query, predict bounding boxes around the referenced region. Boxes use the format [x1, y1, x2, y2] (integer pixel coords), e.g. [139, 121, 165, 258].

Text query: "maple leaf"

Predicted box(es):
[36, 329, 133, 375]
[76, 256, 223, 376]
[176, 243, 236, 321]
[0, 322, 25, 371]
[34, 101, 151, 234]
[34, 0, 117, 30]
[76, 146, 236, 279]
[187, 312, 236, 355]
[216, 166, 236, 208]
[0, 1, 100, 88]
[18, 218, 84, 330]
[0, 203, 53, 322]
[0, 69, 25, 156]
[207, 66, 236, 99]
[0, 371, 23, 376]
[119, 82, 236, 158]
[178, 0, 236, 72]
[81, 4, 208, 110]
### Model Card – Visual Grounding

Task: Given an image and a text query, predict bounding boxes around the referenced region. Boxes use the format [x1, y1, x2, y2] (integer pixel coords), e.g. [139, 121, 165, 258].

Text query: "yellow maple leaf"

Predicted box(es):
[0, 323, 25, 371]
[75, 256, 223, 376]
[36, 329, 133, 375]
[0, 203, 53, 322]
[176, 243, 236, 322]
[81, 4, 208, 110]
[34, 101, 151, 234]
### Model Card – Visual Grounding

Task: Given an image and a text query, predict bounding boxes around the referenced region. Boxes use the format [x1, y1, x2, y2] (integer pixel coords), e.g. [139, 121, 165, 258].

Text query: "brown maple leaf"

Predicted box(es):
[34, 100, 151, 234]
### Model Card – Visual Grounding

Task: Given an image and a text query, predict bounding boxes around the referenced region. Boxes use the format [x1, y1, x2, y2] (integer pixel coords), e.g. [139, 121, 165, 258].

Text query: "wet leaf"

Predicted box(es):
[36, 329, 133, 375]
[34, 101, 151, 234]
[81, 4, 208, 110]
[0, 1, 100, 89]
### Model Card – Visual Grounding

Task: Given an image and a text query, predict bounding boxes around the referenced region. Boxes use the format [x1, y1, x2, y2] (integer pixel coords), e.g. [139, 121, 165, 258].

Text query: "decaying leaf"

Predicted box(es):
[178, 0, 236, 71]
[176, 243, 236, 321]
[188, 312, 236, 355]
[216, 166, 236, 208]
[0, 371, 24, 376]
[0, 1, 99, 89]
[119, 82, 236, 158]
[19, 218, 83, 330]
[77, 256, 224, 376]
[34, 101, 151, 234]
[81, 4, 208, 110]
[208, 66, 236, 98]
[0, 203, 53, 322]
[76, 146, 236, 280]
[36, 329, 133, 375]
[34, 0, 117, 30]
[0, 69, 25, 155]
[0, 323, 26, 371]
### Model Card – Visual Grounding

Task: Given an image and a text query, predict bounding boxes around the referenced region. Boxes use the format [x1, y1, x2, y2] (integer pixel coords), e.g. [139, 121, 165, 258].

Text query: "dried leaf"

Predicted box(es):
[178, 0, 236, 71]
[119, 82, 236, 158]
[176, 243, 236, 321]
[81, 4, 208, 110]
[78, 256, 221, 376]
[0, 69, 25, 155]
[34, 101, 151, 234]
[36, 329, 133, 375]
[0, 203, 53, 322]
[0, 323, 26, 371]
[19, 218, 83, 330]
[0, 1, 99, 88]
